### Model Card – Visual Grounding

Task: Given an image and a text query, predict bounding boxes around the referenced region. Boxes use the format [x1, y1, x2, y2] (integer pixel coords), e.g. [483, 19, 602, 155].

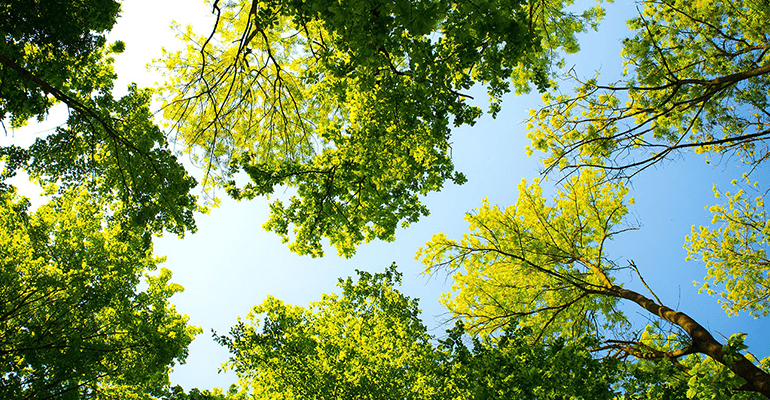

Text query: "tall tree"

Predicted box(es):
[1, 2, 205, 397]
[0, 0, 199, 236]
[216, 265, 633, 399]
[158, 0, 606, 256]
[526, 0, 769, 177]
[0, 187, 199, 399]
[418, 0, 770, 397]
[215, 265, 442, 399]
[522, 0, 770, 340]
[420, 168, 770, 398]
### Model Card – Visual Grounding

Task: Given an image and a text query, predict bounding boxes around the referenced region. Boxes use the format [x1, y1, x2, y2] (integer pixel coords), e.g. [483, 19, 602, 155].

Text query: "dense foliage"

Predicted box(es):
[216, 266, 631, 400]
[2, 0, 769, 398]
[158, 0, 605, 256]
[1, 1, 201, 397]
[0, 187, 198, 399]
[0, 0, 199, 236]
[216, 266, 441, 398]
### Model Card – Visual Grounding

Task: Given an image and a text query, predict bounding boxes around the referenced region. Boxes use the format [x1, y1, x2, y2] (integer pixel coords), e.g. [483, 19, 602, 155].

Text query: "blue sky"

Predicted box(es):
[4, 0, 768, 392]
[110, 0, 770, 391]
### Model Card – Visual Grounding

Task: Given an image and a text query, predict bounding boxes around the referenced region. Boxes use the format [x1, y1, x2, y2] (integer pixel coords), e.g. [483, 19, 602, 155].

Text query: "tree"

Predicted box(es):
[158, 0, 606, 257]
[521, 0, 770, 336]
[0, 3, 208, 397]
[415, 0, 770, 397]
[0, 186, 200, 399]
[216, 265, 637, 399]
[419, 168, 770, 398]
[419, 169, 631, 338]
[0, 0, 199, 236]
[526, 0, 769, 177]
[215, 265, 443, 399]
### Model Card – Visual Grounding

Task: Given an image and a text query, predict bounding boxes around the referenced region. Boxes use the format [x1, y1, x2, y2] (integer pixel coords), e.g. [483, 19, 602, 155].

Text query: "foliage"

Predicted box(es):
[0, 2, 207, 397]
[414, 0, 770, 397]
[217, 265, 645, 399]
[686, 177, 770, 318]
[6, 0, 769, 398]
[0, 0, 121, 126]
[526, 0, 770, 175]
[215, 264, 442, 399]
[0, 0, 199, 236]
[0, 187, 199, 399]
[616, 358, 689, 400]
[420, 167, 770, 397]
[440, 322, 623, 400]
[159, 385, 246, 400]
[158, 0, 606, 256]
[419, 168, 631, 336]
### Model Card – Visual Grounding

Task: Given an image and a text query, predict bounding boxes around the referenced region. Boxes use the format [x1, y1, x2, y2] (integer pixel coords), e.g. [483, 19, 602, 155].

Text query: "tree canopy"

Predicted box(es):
[0, 186, 199, 399]
[215, 265, 442, 399]
[158, 0, 605, 256]
[0, 0, 199, 236]
[526, 0, 770, 176]
[420, 167, 770, 398]
[419, 0, 770, 397]
[1, 1, 201, 397]
[215, 265, 633, 400]
[3, 0, 770, 398]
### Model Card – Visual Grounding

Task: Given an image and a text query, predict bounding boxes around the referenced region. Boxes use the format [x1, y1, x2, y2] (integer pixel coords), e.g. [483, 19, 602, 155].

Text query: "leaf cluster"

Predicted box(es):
[0, 0, 121, 126]
[419, 168, 631, 336]
[686, 176, 770, 317]
[0, 0, 200, 236]
[216, 264, 441, 399]
[0, 187, 199, 399]
[526, 0, 770, 176]
[158, 0, 606, 256]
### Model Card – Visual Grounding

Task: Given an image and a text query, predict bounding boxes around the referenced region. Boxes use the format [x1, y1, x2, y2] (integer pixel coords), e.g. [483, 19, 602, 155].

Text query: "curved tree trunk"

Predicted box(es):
[612, 285, 770, 398]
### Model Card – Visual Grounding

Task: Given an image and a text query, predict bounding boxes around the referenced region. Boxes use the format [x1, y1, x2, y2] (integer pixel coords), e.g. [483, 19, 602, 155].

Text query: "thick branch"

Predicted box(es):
[599, 338, 694, 361]
[592, 62, 770, 92]
[610, 284, 770, 397]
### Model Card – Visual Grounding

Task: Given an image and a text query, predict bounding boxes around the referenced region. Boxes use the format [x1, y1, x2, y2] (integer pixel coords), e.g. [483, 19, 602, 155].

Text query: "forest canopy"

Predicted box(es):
[1, 0, 769, 398]
[1, 1, 200, 398]
[157, 0, 605, 257]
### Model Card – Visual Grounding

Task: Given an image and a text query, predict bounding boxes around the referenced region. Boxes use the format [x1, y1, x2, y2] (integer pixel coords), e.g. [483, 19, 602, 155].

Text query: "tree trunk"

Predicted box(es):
[613, 285, 770, 398]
